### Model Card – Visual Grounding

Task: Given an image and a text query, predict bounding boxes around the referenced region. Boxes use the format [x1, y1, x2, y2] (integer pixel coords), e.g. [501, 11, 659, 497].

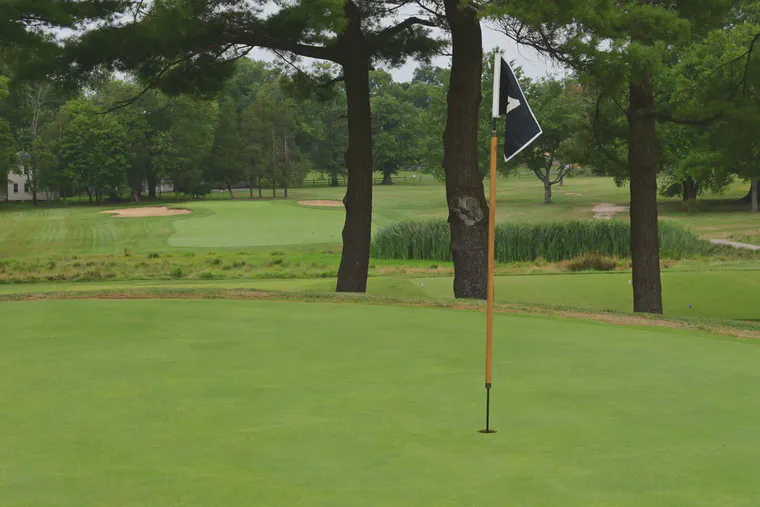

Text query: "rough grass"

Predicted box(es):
[372, 219, 710, 262]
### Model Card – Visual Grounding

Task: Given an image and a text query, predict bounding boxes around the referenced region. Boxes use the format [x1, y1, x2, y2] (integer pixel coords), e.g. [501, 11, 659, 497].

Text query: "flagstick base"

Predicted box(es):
[479, 383, 497, 434]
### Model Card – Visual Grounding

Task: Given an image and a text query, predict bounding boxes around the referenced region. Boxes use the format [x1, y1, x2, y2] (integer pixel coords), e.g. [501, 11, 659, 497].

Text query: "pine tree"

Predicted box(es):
[29, 0, 441, 293]
[488, 0, 734, 314]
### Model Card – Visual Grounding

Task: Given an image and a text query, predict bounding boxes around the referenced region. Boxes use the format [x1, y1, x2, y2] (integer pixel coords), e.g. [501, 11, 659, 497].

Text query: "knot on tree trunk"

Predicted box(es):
[449, 194, 486, 227]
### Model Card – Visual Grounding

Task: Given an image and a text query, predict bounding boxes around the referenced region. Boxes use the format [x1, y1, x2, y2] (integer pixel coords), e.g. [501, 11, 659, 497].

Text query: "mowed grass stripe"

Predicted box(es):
[0, 299, 759, 506]
[168, 200, 345, 248]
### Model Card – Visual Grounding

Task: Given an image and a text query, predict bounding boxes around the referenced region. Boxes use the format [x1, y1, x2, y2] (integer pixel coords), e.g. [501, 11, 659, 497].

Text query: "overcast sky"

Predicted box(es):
[250, 4, 565, 82]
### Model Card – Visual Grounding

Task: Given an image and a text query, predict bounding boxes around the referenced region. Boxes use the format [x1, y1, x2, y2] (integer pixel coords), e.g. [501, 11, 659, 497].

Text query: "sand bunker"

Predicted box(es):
[298, 200, 344, 208]
[101, 206, 192, 218]
[592, 203, 629, 220]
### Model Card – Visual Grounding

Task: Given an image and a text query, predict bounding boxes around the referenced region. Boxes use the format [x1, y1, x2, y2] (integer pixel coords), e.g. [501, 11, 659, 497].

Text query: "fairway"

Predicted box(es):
[1, 299, 759, 506]
[0, 177, 756, 258]
[169, 200, 346, 248]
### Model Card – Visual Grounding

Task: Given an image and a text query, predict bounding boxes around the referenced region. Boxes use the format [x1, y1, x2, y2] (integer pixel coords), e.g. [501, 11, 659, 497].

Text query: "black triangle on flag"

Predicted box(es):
[492, 56, 542, 162]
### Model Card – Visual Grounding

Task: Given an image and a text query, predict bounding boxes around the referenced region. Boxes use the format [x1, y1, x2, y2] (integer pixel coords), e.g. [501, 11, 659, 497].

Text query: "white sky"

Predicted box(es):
[250, 3, 564, 82]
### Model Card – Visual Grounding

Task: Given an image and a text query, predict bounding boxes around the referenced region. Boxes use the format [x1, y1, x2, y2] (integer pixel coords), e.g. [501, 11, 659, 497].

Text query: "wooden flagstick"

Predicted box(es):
[481, 54, 501, 434]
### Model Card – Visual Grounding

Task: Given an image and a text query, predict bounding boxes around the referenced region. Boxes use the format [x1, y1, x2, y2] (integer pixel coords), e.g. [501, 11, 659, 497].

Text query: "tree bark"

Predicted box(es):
[442, 0, 488, 300]
[249, 184, 254, 199]
[682, 175, 698, 201]
[752, 180, 759, 212]
[330, 175, 340, 187]
[335, 2, 373, 293]
[147, 172, 157, 199]
[381, 170, 392, 185]
[544, 181, 552, 204]
[227, 184, 234, 200]
[628, 74, 663, 314]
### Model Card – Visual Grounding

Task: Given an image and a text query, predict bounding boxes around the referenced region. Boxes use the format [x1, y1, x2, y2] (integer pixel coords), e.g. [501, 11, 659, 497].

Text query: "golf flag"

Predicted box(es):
[492, 56, 542, 161]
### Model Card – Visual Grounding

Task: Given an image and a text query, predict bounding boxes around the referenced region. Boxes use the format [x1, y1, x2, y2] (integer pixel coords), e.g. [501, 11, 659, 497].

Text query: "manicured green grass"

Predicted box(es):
[1, 299, 759, 506]
[0, 177, 756, 259]
[169, 200, 345, 248]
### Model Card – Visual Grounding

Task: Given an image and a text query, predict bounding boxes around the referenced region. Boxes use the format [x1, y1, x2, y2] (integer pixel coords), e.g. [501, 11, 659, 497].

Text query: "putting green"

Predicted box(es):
[169, 200, 345, 248]
[1, 299, 759, 506]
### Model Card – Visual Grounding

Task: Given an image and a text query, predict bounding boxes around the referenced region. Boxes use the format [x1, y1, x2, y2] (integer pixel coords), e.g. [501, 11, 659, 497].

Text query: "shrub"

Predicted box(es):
[565, 252, 618, 272]
[170, 266, 184, 278]
[198, 270, 216, 280]
[372, 219, 708, 262]
[147, 252, 160, 259]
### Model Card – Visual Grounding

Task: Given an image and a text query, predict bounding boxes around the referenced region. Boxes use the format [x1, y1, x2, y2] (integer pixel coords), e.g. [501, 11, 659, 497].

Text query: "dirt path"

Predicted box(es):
[298, 200, 343, 208]
[592, 203, 629, 220]
[710, 239, 760, 251]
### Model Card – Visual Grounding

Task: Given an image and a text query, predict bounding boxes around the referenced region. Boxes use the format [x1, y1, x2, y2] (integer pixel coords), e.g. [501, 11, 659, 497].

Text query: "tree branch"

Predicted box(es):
[648, 111, 722, 125]
[371, 16, 438, 48]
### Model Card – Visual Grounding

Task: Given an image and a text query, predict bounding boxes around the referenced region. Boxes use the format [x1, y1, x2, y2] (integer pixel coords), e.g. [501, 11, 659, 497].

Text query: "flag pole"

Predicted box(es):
[481, 54, 501, 434]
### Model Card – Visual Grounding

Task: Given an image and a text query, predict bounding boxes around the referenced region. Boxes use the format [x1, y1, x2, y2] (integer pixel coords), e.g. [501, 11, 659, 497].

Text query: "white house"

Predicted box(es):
[1, 172, 59, 202]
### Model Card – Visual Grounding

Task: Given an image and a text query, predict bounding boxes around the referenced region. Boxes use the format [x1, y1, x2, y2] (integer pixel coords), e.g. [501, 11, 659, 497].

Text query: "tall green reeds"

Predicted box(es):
[371, 219, 707, 262]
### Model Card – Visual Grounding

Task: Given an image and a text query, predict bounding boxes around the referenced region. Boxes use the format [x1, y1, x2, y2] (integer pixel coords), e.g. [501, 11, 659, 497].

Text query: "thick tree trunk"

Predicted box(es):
[249, 184, 254, 199]
[32, 188, 38, 206]
[335, 3, 373, 293]
[628, 74, 663, 314]
[86, 188, 92, 204]
[382, 170, 392, 185]
[227, 185, 234, 200]
[544, 181, 552, 204]
[682, 175, 698, 201]
[752, 180, 759, 212]
[442, 0, 488, 300]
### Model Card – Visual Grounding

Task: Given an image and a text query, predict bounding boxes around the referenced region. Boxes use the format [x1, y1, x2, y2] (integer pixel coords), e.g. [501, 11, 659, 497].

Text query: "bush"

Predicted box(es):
[147, 252, 160, 259]
[170, 266, 184, 278]
[372, 219, 708, 262]
[198, 270, 216, 280]
[564, 253, 618, 272]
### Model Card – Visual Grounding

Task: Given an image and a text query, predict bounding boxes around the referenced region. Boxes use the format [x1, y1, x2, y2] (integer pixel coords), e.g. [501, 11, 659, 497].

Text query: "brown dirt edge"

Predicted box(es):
[2, 288, 758, 340]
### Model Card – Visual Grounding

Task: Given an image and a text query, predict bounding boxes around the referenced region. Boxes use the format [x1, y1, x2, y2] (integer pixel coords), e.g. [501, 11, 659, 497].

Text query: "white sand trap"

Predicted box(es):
[101, 206, 192, 218]
[592, 203, 629, 220]
[298, 200, 344, 208]
[563, 192, 583, 196]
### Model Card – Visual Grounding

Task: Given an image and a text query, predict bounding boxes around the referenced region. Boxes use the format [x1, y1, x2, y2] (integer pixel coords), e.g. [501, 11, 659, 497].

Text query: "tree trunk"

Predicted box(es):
[249, 184, 254, 199]
[32, 188, 38, 206]
[132, 189, 140, 203]
[382, 169, 392, 185]
[272, 181, 276, 198]
[147, 172, 157, 199]
[752, 180, 759, 212]
[628, 74, 663, 314]
[87, 188, 92, 204]
[682, 175, 698, 202]
[544, 181, 553, 204]
[335, 3, 373, 293]
[258, 176, 262, 198]
[442, 0, 488, 300]
[227, 184, 234, 200]
[330, 175, 340, 187]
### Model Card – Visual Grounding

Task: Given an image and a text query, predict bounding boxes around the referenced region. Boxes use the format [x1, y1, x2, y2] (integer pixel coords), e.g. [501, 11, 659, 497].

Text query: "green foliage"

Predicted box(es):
[372, 219, 708, 262]
[564, 252, 619, 272]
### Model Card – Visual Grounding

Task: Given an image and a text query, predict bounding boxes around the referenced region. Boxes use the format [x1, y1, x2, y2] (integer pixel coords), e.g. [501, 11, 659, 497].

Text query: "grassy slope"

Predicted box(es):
[1, 267, 757, 320]
[0, 177, 756, 258]
[1, 299, 759, 506]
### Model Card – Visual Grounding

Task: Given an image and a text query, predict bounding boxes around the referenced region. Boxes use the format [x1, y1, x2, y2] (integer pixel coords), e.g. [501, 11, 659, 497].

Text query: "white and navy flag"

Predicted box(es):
[492, 56, 542, 162]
